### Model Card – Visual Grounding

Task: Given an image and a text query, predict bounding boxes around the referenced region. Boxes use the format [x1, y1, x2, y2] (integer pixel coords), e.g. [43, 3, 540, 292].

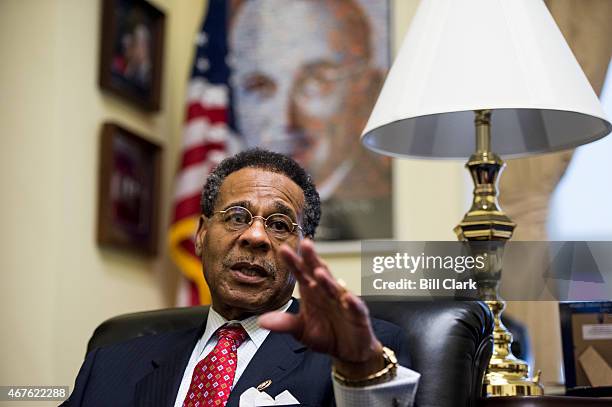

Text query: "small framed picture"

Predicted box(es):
[99, 0, 165, 111]
[560, 301, 612, 395]
[97, 122, 162, 255]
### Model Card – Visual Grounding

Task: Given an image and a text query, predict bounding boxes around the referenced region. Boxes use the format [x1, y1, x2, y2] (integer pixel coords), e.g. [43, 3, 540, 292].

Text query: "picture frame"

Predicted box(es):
[99, 0, 165, 111]
[97, 122, 162, 256]
[560, 301, 612, 395]
[227, 0, 393, 248]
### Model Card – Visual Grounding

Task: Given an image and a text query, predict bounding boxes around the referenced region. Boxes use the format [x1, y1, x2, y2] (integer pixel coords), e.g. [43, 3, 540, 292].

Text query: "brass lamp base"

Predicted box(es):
[455, 111, 543, 398]
[487, 376, 543, 397]
[484, 299, 543, 397]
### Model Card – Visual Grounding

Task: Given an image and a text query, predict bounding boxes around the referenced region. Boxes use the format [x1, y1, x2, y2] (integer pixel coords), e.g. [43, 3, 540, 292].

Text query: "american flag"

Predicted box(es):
[169, 0, 238, 306]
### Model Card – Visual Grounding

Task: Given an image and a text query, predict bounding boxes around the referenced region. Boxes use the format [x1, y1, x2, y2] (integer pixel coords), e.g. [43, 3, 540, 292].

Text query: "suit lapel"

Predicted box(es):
[227, 300, 305, 407]
[227, 332, 306, 406]
[132, 301, 305, 406]
[134, 320, 207, 407]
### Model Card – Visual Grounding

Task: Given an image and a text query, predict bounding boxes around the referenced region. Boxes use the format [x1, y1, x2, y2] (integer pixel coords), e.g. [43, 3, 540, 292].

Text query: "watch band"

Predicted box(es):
[332, 346, 398, 387]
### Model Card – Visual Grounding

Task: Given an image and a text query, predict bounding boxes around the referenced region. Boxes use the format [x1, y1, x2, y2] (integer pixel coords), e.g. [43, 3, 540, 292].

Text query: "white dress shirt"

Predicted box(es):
[174, 300, 420, 406]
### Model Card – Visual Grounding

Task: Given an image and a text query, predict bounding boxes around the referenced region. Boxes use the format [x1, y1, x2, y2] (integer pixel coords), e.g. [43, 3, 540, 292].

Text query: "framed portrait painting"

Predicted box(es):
[99, 0, 165, 111]
[97, 122, 162, 256]
[226, 0, 393, 244]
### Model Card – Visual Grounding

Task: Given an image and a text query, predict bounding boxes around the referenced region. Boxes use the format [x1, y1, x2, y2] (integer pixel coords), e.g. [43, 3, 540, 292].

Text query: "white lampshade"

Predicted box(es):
[362, 0, 611, 159]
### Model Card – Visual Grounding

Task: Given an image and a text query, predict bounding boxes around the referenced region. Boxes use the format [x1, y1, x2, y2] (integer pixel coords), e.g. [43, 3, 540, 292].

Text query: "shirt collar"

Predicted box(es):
[199, 299, 293, 352]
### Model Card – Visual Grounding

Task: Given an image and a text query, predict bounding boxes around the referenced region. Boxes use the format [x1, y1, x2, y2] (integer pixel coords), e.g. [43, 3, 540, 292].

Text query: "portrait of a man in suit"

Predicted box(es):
[229, 0, 392, 241]
[64, 149, 419, 406]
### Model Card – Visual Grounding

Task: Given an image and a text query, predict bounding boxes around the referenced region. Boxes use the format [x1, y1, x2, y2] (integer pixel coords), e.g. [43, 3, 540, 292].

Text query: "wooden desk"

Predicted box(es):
[478, 396, 612, 406]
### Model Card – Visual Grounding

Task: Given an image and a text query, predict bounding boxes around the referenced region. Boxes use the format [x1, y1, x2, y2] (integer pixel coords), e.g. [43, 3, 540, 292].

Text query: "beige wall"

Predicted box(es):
[0, 0, 469, 402]
[0, 0, 208, 402]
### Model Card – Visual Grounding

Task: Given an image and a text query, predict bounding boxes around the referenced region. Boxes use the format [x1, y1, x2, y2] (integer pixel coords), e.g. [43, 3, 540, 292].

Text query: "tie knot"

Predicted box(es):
[216, 324, 248, 347]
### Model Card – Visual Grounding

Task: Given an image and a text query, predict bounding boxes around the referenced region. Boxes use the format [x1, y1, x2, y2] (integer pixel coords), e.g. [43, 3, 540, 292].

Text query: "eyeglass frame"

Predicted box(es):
[211, 205, 304, 239]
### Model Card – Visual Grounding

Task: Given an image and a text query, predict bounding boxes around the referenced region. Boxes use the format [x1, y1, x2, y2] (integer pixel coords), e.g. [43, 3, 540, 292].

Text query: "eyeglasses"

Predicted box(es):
[213, 206, 303, 240]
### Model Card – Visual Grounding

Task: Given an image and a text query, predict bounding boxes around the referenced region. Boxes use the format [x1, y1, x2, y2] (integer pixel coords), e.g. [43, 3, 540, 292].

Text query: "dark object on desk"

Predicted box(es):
[565, 386, 612, 397]
[478, 395, 612, 406]
[88, 299, 494, 407]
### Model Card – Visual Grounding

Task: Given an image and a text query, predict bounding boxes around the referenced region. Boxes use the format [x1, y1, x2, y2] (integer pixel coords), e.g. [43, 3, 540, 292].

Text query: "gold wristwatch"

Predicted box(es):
[332, 346, 398, 387]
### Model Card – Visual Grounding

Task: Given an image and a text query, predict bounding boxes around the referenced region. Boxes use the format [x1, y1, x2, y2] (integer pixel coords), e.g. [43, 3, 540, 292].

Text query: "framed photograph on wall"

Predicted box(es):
[99, 0, 165, 111]
[97, 122, 162, 256]
[227, 0, 393, 247]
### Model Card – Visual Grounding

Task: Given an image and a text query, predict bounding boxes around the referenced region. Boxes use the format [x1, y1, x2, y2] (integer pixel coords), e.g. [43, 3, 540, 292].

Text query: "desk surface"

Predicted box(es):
[478, 396, 612, 406]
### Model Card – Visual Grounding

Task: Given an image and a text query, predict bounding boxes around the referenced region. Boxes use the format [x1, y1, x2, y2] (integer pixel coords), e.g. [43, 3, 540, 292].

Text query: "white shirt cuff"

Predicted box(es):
[332, 365, 420, 407]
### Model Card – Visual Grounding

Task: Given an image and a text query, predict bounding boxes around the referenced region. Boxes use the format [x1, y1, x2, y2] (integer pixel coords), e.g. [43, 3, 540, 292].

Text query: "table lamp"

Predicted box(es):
[361, 0, 611, 397]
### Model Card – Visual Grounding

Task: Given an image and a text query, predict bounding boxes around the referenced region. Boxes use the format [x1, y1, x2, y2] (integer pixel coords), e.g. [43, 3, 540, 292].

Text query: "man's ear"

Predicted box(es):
[195, 215, 208, 257]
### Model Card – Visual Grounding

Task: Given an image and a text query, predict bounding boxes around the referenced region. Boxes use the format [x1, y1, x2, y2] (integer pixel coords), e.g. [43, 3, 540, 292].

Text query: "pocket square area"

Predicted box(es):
[239, 387, 300, 406]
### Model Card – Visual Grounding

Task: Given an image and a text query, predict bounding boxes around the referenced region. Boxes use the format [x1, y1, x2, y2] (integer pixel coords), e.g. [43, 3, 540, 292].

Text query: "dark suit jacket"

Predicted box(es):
[63, 300, 411, 406]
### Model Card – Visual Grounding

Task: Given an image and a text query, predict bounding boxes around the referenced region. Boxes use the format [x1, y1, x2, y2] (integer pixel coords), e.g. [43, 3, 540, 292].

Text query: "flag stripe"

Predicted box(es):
[180, 238, 196, 254]
[181, 142, 225, 168]
[186, 78, 229, 107]
[183, 119, 229, 149]
[174, 162, 214, 201]
[186, 103, 227, 123]
[173, 194, 202, 223]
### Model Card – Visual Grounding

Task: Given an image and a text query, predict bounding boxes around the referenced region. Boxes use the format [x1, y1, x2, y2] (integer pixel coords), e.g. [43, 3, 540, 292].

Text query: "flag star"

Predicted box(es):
[197, 58, 210, 72]
[195, 32, 208, 46]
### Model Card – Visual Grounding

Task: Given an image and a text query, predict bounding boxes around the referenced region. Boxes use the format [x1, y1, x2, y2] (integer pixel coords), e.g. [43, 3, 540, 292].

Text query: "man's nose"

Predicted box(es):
[237, 218, 271, 251]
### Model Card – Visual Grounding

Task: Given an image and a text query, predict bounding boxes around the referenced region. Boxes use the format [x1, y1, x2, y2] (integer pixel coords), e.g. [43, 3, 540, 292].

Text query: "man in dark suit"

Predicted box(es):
[64, 149, 419, 406]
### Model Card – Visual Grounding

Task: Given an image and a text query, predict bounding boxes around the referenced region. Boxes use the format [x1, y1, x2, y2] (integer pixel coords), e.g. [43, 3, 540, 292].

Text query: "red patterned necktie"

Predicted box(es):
[183, 324, 248, 407]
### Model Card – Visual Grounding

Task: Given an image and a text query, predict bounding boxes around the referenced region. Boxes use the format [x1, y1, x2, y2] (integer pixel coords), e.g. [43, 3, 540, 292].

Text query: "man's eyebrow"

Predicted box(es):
[220, 200, 297, 219]
[222, 201, 251, 211]
[272, 202, 296, 219]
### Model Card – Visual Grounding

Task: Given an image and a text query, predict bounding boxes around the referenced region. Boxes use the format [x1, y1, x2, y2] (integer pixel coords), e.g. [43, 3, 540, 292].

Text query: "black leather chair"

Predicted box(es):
[88, 299, 494, 407]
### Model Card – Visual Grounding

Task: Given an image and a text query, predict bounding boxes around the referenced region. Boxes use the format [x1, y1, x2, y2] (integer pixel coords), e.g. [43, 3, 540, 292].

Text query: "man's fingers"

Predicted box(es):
[280, 244, 313, 286]
[312, 267, 368, 315]
[258, 311, 303, 337]
[313, 266, 342, 299]
[300, 239, 329, 273]
[344, 294, 371, 323]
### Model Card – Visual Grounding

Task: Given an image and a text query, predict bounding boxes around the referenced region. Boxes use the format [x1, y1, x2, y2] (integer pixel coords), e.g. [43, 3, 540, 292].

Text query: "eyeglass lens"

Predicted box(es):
[220, 207, 295, 238]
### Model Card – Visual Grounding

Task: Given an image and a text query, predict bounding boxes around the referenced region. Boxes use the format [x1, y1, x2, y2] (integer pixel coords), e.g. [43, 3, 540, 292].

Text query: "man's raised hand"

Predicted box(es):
[258, 239, 384, 379]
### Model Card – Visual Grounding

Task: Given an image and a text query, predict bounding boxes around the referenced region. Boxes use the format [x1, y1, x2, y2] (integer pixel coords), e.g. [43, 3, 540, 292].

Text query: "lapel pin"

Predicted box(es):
[257, 379, 272, 391]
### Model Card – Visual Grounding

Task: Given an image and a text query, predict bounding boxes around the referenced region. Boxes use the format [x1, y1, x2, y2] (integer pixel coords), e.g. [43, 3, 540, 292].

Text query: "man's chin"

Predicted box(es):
[217, 291, 270, 316]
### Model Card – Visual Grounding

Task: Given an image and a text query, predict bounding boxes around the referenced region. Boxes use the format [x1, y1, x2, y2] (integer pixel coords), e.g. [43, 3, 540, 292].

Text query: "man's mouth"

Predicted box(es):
[229, 262, 269, 284]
